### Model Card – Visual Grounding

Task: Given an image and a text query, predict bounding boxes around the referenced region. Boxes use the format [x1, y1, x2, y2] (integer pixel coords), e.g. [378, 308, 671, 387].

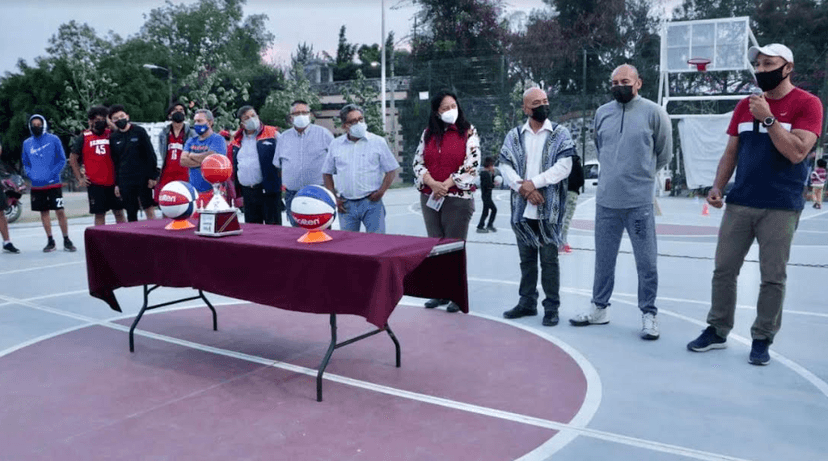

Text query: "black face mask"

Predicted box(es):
[755, 65, 789, 92]
[611, 85, 635, 104]
[93, 120, 107, 133]
[115, 119, 129, 130]
[31, 125, 44, 136]
[171, 112, 186, 123]
[530, 104, 549, 122]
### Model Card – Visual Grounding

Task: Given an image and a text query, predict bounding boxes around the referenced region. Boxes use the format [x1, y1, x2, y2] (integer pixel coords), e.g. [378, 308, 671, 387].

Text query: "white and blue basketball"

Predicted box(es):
[291, 185, 337, 231]
[158, 181, 198, 220]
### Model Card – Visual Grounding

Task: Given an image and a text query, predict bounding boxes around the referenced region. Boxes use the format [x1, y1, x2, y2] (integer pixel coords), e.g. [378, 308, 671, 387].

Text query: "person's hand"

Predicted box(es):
[749, 94, 772, 120]
[707, 186, 724, 208]
[369, 190, 384, 202]
[429, 178, 449, 199]
[78, 175, 90, 187]
[336, 196, 347, 213]
[527, 190, 545, 205]
[114, 185, 121, 198]
[148, 179, 157, 189]
[517, 179, 536, 198]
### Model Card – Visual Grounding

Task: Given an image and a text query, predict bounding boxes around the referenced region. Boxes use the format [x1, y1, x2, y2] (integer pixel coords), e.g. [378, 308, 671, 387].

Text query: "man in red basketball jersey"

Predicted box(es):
[687, 43, 823, 365]
[70, 106, 126, 226]
[156, 102, 196, 197]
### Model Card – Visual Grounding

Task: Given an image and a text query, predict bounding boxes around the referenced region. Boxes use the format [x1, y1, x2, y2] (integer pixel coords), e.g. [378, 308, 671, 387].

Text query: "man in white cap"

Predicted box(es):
[687, 43, 823, 365]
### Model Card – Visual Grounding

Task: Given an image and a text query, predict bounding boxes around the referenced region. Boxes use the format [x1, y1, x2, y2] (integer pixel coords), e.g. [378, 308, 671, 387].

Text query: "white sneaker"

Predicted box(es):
[641, 313, 660, 340]
[569, 303, 610, 326]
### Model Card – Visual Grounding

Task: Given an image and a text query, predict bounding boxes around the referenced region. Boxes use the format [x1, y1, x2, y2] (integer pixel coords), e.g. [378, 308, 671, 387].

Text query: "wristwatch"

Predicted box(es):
[762, 116, 776, 127]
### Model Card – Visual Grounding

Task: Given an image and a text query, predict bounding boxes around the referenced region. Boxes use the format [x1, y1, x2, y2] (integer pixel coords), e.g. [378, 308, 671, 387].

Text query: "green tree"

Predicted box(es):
[334, 25, 359, 81]
[47, 21, 119, 135]
[340, 69, 385, 137]
[259, 64, 321, 130]
[178, 51, 250, 131]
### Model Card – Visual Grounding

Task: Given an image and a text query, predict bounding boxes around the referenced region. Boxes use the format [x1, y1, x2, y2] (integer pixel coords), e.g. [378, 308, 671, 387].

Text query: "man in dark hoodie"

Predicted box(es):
[22, 114, 76, 252]
[109, 104, 159, 222]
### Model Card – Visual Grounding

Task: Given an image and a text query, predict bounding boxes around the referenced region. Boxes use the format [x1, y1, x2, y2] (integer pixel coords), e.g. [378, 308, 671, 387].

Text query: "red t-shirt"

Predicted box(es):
[73, 129, 115, 186]
[159, 128, 190, 188]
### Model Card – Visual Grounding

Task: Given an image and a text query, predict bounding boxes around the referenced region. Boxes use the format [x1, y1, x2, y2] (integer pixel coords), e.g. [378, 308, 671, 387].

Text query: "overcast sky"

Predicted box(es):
[0, 0, 554, 76]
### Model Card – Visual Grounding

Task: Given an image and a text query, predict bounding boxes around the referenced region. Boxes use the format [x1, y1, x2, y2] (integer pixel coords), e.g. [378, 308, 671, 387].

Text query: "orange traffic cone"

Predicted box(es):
[702, 202, 710, 216]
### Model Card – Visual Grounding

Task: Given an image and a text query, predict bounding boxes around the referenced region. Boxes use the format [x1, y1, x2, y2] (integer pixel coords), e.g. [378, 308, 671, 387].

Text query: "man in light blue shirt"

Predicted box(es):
[322, 104, 399, 234]
[275, 99, 334, 226]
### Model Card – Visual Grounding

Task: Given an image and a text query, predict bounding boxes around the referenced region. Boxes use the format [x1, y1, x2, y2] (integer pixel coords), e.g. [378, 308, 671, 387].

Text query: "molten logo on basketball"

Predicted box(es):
[290, 185, 337, 231]
[158, 181, 198, 220]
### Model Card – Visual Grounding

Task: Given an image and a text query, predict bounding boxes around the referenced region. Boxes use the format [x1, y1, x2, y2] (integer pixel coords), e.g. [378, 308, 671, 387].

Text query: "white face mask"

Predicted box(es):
[440, 108, 458, 125]
[293, 114, 311, 129]
[243, 117, 260, 132]
[348, 121, 367, 139]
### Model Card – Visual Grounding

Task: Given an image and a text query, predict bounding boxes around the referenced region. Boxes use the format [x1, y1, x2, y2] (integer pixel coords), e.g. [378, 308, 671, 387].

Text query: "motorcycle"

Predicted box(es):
[1, 167, 26, 223]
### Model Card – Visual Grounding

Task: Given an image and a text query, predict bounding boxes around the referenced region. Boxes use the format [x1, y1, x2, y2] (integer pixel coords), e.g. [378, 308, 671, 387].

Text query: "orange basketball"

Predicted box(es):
[201, 154, 232, 184]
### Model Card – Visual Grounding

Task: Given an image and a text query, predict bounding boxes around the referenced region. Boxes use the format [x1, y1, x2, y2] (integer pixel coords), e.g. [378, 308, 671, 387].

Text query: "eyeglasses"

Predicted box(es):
[345, 116, 364, 125]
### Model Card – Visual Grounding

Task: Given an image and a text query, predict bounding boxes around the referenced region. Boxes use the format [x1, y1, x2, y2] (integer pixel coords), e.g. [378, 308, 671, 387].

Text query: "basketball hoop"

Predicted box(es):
[687, 58, 711, 72]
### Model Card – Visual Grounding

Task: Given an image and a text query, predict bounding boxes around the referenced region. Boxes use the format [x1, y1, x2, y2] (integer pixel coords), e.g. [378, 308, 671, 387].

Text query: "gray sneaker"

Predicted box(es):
[641, 313, 660, 340]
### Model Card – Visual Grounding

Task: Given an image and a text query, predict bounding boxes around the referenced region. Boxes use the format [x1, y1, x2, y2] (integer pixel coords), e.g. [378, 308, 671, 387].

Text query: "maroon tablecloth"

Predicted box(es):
[85, 220, 468, 328]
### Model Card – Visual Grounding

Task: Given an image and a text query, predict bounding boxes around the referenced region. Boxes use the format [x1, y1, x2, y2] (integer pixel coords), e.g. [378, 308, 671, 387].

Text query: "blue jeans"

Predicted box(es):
[339, 197, 386, 233]
[592, 204, 658, 314]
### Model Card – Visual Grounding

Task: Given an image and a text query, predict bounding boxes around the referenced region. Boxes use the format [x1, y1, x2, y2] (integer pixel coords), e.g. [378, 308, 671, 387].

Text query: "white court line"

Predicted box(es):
[800, 209, 828, 221]
[0, 292, 758, 461]
[468, 276, 828, 401]
[0, 261, 83, 276]
[608, 297, 828, 400]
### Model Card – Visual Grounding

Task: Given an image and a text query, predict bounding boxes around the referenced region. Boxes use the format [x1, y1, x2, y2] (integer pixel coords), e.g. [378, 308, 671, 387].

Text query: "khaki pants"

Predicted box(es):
[708, 204, 800, 343]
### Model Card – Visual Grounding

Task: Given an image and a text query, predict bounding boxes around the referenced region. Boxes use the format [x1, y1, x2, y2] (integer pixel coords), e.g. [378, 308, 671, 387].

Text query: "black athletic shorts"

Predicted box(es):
[119, 184, 157, 211]
[31, 187, 64, 212]
[88, 183, 123, 214]
[0, 190, 8, 212]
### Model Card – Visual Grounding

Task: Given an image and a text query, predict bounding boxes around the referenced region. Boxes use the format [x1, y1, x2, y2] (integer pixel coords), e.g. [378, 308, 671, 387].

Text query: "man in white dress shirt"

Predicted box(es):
[498, 87, 575, 327]
[322, 104, 399, 234]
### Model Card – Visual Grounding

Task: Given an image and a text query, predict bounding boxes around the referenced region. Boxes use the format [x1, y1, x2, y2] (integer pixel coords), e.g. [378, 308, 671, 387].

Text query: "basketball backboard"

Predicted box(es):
[662, 17, 753, 72]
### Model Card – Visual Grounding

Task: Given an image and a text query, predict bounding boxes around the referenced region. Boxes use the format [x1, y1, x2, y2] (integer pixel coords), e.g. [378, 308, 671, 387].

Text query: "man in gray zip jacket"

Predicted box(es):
[569, 64, 672, 340]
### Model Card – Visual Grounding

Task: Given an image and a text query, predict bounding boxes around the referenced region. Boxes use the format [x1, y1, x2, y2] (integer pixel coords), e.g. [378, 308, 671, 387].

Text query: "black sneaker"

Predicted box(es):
[749, 339, 771, 365]
[486, 225, 497, 233]
[503, 305, 538, 319]
[2, 242, 20, 254]
[476, 227, 488, 233]
[63, 237, 77, 252]
[687, 326, 727, 352]
[542, 311, 559, 326]
[43, 239, 56, 253]
[445, 301, 461, 313]
[424, 298, 449, 309]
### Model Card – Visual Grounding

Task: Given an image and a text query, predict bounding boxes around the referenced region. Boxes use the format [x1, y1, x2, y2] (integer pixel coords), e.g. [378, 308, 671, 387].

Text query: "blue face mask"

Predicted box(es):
[194, 124, 209, 135]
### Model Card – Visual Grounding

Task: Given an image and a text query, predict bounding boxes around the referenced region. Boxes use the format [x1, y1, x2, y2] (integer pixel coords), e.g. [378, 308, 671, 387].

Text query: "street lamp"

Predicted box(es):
[143, 63, 173, 108]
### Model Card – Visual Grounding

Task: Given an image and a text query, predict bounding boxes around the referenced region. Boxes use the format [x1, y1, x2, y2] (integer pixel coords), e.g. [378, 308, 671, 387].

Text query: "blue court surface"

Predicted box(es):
[1, 187, 826, 461]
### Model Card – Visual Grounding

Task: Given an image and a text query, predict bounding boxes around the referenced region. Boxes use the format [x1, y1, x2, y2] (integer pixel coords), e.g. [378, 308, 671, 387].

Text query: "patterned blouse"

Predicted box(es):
[412, 125, 480, 199]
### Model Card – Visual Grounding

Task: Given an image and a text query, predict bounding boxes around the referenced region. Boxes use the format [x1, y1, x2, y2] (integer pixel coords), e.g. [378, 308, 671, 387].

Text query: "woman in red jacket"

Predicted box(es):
[412, 90, 480, 312]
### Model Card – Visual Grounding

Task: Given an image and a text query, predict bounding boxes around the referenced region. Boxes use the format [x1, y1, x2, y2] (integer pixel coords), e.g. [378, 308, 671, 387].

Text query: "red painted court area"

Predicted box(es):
[0, 303, 588, 460]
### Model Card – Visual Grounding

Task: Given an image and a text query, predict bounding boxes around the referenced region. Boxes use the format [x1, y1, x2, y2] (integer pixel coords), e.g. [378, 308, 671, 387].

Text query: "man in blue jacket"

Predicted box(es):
[22, 115, 76, 252]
